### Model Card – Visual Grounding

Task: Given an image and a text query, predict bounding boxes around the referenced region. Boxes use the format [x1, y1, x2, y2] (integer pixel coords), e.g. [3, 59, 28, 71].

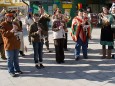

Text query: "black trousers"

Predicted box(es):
[64, 33, 68, 49]
[54, 38, 65, 63]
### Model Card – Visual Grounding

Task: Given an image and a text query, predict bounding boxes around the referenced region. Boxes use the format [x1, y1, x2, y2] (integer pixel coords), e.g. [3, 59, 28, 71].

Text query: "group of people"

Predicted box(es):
[71, 5, 115, 60]
[0, 6, 70, 77]
[0, 4, 115, 77]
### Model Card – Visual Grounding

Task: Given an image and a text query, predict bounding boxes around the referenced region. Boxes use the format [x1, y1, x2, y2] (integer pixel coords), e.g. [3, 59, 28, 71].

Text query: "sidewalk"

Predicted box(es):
[0, 27, 115, 86]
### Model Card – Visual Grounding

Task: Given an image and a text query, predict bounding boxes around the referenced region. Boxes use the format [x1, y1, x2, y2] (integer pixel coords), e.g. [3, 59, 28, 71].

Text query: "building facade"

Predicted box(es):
[0, 0, 28, 15]
[27, 0, 114, 26]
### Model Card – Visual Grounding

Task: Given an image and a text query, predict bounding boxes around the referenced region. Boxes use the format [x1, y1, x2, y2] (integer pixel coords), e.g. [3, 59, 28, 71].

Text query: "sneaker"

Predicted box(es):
[56, 61, 62, 64]
[45, 49, 52, 52]
[64, 49, 69, 51]
[19, 51, 26, 56]
[112, 55, 115, 59]
[1, 57, 7, 60]
[84, 56, 88, 59]
[35, 65, 41, 69]
[61, 61, 65, 63]
[40, 64, 45, 68]
[10, 73, 16, 77]
[29, 42, 32, 45]
[75, 56, 80, 61]
[20, 53, 25, 56]
[101, 56, 106, 59]
[16, 71, 23, 74]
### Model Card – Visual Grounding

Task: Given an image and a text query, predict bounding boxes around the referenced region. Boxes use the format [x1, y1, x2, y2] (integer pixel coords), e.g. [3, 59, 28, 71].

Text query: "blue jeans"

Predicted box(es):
[5, 49, 20, 74]
[75, 38, 88, 58]
[32, 42, 43, 63]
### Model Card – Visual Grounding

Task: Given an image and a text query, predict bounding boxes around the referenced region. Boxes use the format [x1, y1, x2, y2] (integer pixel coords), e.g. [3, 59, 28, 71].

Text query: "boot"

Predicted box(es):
[101, 49, 106, 59]
[1, 50, 7, 60]
[28, 36, 31, 45]
[106, 49, 112, 59]
[1, 56, 7, 60]
[19, 51, 25, 56]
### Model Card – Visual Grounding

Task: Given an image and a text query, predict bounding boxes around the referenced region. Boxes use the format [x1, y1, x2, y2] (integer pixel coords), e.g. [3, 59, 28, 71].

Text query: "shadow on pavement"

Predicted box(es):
[19, 58, 115, 84]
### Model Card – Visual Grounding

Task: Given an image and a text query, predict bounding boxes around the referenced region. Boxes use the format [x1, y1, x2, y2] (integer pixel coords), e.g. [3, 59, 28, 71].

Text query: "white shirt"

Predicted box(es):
[53, 26, 65, 39]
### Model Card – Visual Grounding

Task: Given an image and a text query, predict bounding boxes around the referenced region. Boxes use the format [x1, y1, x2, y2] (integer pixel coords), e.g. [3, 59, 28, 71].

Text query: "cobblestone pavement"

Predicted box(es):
[0, 26, 115, 86]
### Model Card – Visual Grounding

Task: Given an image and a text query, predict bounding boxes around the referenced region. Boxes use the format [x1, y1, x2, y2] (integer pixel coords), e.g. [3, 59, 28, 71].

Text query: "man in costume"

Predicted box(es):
[71, 9, 91, 60]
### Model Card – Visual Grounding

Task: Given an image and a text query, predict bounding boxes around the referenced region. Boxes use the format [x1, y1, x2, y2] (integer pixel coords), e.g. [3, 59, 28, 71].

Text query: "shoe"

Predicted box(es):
[64, 49, 68, 51]
[20, 53, 25, 56]
[61, 61, 65, 63]
[46, 49, 52, 52]
[112, 55, 115, 59]
[84, 56, 88, 59]
[16, 71, 23, 74]
[29, 42, 32, 45]
[75, 57, 80, 61]
[10, 73, 16, 77]
[20, 51, 25, 56]
[35, 65, 41, 69]
[56, 61, 62, 64]
[101, 56, 106, 59]
[1, 57, 7, 60]
[40, 64, 45, 68]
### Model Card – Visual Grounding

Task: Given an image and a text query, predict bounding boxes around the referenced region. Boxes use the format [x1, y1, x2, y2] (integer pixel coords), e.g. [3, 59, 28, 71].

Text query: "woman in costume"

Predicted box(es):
[52, 10, 65, 63]
[100, 6, 114, 59]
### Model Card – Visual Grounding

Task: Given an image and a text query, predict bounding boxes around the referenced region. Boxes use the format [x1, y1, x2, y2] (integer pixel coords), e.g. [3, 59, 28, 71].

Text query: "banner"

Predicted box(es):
[78, 3, 82, 9]
[62, 4, 72, 8]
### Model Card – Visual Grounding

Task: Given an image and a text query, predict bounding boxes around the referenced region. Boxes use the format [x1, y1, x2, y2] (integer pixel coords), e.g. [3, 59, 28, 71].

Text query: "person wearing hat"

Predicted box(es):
[0, 13, 22, 77]
[29, 13, 45, 69]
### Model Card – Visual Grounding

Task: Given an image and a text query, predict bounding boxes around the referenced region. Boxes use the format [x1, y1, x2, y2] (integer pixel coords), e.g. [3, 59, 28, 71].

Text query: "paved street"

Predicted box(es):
[0, 25, 115, 86]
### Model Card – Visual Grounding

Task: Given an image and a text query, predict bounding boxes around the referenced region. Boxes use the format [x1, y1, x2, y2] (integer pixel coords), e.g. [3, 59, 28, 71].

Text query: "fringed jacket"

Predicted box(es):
[71, 16, 91, 43]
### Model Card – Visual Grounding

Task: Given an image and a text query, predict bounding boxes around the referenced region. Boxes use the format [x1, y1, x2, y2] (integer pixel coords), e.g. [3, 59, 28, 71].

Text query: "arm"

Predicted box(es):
[0, 23, 14, 38]
[109, 14, 114, 24]
[87, 27, 91, 39]
[71, 18, 77, 35]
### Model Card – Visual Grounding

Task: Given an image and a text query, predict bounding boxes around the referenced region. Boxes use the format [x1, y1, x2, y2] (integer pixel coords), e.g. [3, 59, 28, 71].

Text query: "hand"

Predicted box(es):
[61, 22, 64, 26]
[64, 28, 68, 32]
[13, 24, 18, 30]
[59, 26, 63, 29]
[37, 29, 42, 34]
[10, 29, 16, 33]
[77, 21, 81, 26]
[38, 28, 42, 31]
[11, 25, 18, 33]
[103, 17, 109, 22]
